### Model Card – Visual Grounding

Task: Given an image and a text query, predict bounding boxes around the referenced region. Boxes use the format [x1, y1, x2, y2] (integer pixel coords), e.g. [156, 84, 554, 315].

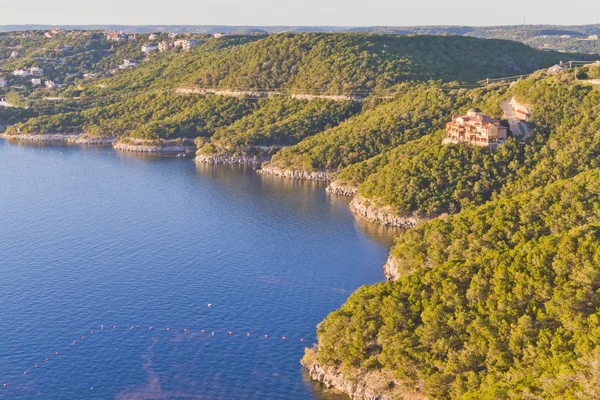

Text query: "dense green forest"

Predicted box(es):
[312, 69, 600, 399]
[82, 33, 574, 96]
[198, 97, 360, 156]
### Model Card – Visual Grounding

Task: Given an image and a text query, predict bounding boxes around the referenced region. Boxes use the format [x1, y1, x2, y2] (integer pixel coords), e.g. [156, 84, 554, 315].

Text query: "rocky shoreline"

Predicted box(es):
[195, 153, 270, 165]
[258, 163, 335, 181]
[302, 347, 426, 400]
[349, 195, 420, 228]
[326, 180, 359, 196]
[0, 133, 116, 145]
[113, 141, 196, 154]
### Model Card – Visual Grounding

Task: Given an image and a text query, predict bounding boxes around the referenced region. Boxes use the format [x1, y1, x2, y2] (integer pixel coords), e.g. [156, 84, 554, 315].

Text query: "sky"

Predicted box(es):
[1, 0, 599, 27]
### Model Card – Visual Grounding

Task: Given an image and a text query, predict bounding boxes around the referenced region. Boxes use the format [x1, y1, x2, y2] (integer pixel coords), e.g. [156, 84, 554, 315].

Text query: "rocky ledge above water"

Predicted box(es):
[0, 133, 116, 145]
[195, 153, 270, 165]
[113, 140, 196, 154]
[302, 347, 426, 400]
[350, 196, 420, 228]
[258, 163, 334, 181]
[326, 180, 359, 196]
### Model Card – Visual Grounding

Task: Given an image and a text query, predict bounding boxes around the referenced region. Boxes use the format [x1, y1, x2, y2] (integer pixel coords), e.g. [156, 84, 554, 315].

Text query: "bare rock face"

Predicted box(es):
[302, 348, 426, 400]
[195, 153, 269, 165]
[258, 163, 334, 181]
[383, 255, 402, 282]
[113, 142, 196, 154]
[350, 196, 419, 228]
[326, 181, 359, 196]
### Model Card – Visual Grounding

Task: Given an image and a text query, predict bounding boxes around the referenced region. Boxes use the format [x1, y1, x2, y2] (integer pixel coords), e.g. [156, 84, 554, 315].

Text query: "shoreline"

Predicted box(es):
[195, 153, 270, 165]
[302, 347, 425, 400]
[258, 163, 335, 181]
[0, 133, 116, 145]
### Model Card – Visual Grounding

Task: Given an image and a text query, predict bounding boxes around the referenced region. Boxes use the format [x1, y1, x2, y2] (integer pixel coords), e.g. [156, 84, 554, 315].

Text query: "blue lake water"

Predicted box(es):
[0, 140, 397, 399]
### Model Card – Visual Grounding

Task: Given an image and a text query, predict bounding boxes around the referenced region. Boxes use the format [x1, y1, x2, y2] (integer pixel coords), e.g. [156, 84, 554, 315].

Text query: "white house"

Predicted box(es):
[173, 40, 199, 51]
[548, 64, 566, 75]
[148, 34, 158, 40]
[119, 59, 137, 69]
[0, 78, 7, 88]
[45, 80, 57, 89]
[31, 78, 42, 86]
[13, 69, 30, 77]
[141, 44, 159, 53]
[30, 67, 44, 76]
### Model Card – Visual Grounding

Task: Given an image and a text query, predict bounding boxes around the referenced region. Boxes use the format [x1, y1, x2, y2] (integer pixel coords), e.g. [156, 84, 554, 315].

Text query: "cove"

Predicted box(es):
[0, 140, 396, 399]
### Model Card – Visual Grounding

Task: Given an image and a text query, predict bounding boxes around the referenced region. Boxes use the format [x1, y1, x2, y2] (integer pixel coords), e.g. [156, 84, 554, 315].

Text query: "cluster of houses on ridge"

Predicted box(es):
[142, 39, 201, 54]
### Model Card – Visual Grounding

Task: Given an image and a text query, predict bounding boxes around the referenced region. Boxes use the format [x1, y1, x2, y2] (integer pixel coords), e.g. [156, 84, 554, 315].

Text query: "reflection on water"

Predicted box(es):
[1, 140, 397, 399]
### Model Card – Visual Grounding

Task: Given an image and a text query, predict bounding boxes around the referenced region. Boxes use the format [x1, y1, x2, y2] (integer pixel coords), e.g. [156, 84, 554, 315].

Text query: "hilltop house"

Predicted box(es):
[158, 41, 173, 52]
[0, 78, 6, 88]
[548, 64, 566, 74]
[30, 67, 44, 76]
[141, 44, 159, 53]
[444, 108, 508, 148]
[31, 78, 42, 86]
[119, 59, 137, 69]
[13, 69, 30, 77]
[106, 32, 127, 42]
[174, 40, 199, 51]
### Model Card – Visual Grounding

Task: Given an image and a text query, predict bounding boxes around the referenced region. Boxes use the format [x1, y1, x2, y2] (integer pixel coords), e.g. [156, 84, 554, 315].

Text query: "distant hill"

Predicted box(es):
[85, 33, 575, 97]
[2, 24, 598, 54]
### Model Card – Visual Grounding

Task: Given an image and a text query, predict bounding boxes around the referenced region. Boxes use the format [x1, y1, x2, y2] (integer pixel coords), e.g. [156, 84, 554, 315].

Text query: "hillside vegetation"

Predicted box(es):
[312, 71, 600, 399]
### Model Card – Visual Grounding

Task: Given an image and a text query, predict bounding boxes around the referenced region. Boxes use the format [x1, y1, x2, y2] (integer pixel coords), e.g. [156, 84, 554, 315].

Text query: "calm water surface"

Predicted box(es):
[0, 140, 397, 399]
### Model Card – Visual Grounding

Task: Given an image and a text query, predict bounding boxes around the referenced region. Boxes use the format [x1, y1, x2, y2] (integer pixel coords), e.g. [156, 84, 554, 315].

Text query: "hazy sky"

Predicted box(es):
[2, 0, 599, 26]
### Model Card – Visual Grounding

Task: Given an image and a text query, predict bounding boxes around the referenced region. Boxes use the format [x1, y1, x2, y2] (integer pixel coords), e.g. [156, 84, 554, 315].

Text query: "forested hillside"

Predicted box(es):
[82, 33, 573, 96]
[310, 70, 600, 399]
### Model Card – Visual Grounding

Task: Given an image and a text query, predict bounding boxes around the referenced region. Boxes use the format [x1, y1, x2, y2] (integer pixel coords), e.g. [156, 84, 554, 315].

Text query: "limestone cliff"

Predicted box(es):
[302, 348, 426, 400]
[258, 163, 334, 181]
[326, 181, 359, 196]
[349, 196, 420, 228]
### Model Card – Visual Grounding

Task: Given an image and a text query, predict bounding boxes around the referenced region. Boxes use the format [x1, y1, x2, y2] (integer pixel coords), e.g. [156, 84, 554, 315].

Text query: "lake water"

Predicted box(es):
[0, 140, 396, 400]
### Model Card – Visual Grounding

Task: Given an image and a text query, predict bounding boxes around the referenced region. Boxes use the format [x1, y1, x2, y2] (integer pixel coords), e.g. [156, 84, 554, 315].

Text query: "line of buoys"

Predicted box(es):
[2, 323, 310, 392]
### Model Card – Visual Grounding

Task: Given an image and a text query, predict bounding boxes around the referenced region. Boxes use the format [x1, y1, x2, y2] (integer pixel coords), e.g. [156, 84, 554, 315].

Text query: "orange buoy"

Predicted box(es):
[201, 330, 205, 333]
[35, 365, 39, 368]
[247, 333, 251, 337]
[91, 330, 95, 334]
[131, 326, 135, 330]
[45, 358, 49, 362]
[184, 328, 188, 332]
[300, 338, 304, 342]
[3, 383, 7, 388]
[149, 326, 153, 330]
[167, 327, 171, 331]
[113, 325, 117, 329]
[24, 371, 28, 375]
[55, 352, 59, 355]
[82, 336, 85, 340]
[265, 335, 269, 338]
[73, 341, 77, 345]
[229, 331, 233, 335]
[282, 336, 286, 340]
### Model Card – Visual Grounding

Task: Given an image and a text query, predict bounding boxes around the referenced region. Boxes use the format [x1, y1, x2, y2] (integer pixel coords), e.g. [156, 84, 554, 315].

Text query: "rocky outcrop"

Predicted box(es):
[350, 196, 420, 228]
[195, 153, 270, 165]
[383, 255, 402, 282]
[113, 141, 196, 154]
[326, 180, 359, 196]
[258, 163, 334, 181]
[302, 348, 426, 400]
[0, 133, 115, 145]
